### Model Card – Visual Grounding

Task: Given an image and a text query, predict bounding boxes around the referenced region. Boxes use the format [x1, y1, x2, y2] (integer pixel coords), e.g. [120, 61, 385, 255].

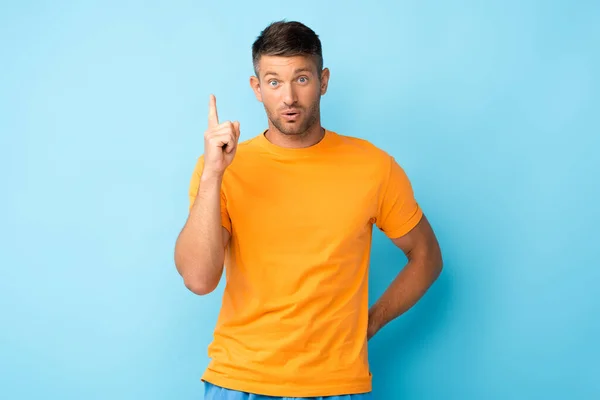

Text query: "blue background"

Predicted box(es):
[1, 1, 599, 399]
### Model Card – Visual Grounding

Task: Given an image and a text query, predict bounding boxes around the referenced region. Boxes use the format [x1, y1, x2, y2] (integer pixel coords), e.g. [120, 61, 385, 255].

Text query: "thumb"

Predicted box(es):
[224, 121, 240, 154]
[232, 121, 240, 139]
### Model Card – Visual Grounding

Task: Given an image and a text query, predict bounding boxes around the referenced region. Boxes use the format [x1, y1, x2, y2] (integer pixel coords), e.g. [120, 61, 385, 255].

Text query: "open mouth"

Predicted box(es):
[282, 110, 300, 120]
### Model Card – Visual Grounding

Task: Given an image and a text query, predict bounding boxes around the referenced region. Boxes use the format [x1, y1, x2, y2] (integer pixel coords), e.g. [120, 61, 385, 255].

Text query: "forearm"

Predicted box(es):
[174, 174, 225, 295]
[368, 255, 442, 339]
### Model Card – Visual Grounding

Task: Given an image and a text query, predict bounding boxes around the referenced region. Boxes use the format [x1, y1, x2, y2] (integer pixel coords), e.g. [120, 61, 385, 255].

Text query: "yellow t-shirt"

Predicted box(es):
[188, 129, 423, 397]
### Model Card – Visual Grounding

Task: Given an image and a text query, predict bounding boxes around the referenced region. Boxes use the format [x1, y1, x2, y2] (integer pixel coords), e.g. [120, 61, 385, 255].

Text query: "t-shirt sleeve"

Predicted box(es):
[376, 155, 423, 238]
[188, 155, 232, 233]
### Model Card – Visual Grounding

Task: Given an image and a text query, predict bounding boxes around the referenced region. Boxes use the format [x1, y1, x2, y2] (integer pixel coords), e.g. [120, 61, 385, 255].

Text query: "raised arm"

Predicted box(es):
[174, 95, 240, 295]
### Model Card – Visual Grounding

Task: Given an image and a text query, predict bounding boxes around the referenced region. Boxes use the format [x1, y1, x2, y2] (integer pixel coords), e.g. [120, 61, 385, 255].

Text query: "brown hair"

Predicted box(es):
[252, 20, 323, 76]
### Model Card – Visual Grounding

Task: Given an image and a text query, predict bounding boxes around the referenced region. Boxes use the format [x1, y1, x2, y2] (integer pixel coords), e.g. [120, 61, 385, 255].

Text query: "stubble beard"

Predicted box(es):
[266, 99, 320, 136]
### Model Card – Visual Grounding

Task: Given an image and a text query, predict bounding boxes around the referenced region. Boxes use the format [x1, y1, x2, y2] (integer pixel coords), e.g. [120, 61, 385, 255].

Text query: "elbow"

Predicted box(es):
[183, 276, 218, 296]
[436, 259, 443, 279]
[424, 244, 443, 281]
[434, 250, 444, 278]
[174, 258, 220, 295]
[174, 250, 222, 296]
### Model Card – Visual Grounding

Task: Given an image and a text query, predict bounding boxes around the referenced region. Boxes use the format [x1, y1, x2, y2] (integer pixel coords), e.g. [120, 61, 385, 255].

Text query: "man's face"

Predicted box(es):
[250, 55, 330, 136]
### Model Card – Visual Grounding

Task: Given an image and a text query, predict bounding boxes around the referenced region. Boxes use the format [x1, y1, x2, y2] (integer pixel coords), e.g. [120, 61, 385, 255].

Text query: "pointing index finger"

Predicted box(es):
[208, 94, 219, 128]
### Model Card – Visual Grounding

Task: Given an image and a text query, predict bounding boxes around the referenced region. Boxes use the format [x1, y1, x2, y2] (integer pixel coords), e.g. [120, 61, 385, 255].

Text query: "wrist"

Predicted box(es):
[200, 171, 224, 183]
[367, 306, 384, 340]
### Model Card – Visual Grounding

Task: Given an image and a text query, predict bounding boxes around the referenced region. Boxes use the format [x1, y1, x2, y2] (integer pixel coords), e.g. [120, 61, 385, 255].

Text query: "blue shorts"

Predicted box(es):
[203, 382, 373, 400]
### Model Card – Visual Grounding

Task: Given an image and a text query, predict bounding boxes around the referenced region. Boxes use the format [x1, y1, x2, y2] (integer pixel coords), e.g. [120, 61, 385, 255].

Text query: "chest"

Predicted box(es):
[223, 157, 382, 247]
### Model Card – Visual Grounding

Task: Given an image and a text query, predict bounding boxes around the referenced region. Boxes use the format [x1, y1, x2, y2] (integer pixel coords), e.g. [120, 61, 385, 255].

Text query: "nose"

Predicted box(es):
[282, 83, 298, 107]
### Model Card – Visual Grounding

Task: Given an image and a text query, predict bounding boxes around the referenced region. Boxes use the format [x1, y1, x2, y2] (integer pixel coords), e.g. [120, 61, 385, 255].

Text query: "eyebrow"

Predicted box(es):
[263, 68, 314, 78]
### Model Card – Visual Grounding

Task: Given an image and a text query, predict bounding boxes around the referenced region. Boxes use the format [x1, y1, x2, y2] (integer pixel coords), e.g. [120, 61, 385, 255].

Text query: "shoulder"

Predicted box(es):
[335, 131, 389, 153]
[332, 131, 395, 167]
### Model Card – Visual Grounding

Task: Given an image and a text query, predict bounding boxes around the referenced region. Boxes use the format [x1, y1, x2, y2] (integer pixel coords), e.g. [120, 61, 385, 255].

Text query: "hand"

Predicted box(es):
[202, 94, 240, 178]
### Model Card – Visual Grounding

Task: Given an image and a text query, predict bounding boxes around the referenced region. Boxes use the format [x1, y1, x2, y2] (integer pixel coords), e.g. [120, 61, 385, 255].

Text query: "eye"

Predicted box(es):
[268, 80, 279, 87]
[298, 76, 308, 84]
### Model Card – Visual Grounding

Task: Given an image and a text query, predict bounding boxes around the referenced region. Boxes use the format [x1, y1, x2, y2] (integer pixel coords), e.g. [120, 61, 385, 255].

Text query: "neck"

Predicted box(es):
[264, 122, 325, 149]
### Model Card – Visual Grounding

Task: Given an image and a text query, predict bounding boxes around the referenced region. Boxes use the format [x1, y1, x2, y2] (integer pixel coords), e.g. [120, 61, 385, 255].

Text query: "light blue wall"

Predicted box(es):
[1, 1, 598, 399]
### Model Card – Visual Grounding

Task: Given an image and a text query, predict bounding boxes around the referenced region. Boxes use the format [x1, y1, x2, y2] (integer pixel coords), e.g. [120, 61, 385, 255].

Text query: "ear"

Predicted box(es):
[320, 68, 330, 96]
[249, 75, 263, 102]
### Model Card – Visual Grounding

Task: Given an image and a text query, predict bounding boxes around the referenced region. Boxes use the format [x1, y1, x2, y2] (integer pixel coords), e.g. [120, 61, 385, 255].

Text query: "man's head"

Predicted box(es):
[250, 21, 330, 136]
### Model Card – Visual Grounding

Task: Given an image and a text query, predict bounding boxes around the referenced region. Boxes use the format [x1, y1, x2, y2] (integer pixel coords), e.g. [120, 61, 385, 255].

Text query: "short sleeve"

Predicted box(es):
[188, 155, 232, 233]
[376, 155, 423, 238]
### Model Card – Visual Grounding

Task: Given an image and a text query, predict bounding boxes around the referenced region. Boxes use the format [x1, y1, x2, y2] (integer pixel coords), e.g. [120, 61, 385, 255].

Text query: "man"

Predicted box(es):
[174, 20, 443, 400]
